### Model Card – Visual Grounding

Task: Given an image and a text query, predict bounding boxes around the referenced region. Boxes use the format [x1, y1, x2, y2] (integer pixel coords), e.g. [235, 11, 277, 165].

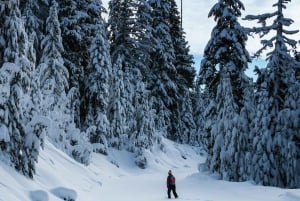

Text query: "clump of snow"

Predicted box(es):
[51, 187, 77, 201]
[29, 190, 49, 201]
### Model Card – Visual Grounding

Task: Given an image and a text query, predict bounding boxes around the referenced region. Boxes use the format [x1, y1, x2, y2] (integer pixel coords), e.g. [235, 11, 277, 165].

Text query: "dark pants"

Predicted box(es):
[167, 185, 178, 198]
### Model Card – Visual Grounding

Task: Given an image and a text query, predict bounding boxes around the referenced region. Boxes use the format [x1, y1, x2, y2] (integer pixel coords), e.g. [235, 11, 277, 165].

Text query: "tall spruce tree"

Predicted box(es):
[245, 0, 300, 188]
[37, 0, 68, 152]
[108, 56, 127, 149]
[59, 0, 105, 128]
[192, 86, 210, 148]
[37, 0, 92, 165]
[107, 0, 137, 146]
[84, 23, 112, 155]
[147, 0, 177, 138]
[178, 91, 197, 144]
[0, 0, 42, 178]
[130, 0, 161, 163]
[107, 0, 157, 156]
[135, 0, 154, 72]
[196, 0, 252, 181]
[130, 82, 155, 169]
[38, 0, 68, 110]
[168, 0, 196, 143]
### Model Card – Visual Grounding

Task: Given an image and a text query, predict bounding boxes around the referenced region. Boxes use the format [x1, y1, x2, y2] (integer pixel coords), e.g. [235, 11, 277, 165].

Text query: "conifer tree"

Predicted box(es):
[192, 87, 210, 148]
[0, 0, 42, 178]
[20, 0, 47, 64]
[37, 0, 68, 151]
[168, 0, 196, 143]
[135, 0, 153, 68]
[108, 57, 127, 149]
[147, 0, 177, 138]
[178, 91, 197, 144]
[36, 0, 92, 165]
[108, 0, 156, 155]
[59, 0, 105, 127]
[196, 0, 252, 181]
[38, 0, 68, 110]
[108, 0, 142, 141]
[84, 23, 112, 155]
[22, 0, 40, 62]
[245, 0, 300, 188]
[130, 82, 155, 168]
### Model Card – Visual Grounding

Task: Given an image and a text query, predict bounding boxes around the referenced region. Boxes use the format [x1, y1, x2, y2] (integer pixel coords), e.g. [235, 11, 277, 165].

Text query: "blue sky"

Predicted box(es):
[193, 55, 264, 80]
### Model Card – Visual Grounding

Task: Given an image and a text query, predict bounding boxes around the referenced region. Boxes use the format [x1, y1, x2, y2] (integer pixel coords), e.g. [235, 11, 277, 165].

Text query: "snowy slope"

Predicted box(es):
[1, 137, 300, 201]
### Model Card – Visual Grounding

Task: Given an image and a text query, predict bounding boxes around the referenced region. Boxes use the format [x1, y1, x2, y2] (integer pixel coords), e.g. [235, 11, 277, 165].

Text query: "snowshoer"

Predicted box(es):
[167, 170, 178, 199]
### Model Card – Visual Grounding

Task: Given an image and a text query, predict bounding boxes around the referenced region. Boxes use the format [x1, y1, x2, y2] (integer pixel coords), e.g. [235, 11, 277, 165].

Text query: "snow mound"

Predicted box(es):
[29, 190, 49, 201]
[51, 187, 77, 201]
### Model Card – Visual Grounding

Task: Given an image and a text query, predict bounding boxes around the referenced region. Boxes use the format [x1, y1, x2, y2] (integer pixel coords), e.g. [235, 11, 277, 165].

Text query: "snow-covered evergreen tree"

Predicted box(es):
[147, 0, 177, 138]
[37, 0, 91, 165]
[107, 0, 158, 158]
[19, 1, 43, 130]
[107, 0, 140, 145]
[196, 0, 252, 181]
[84, 23, 112, 155]
[178, 91, 197, 144]
[192, 86, 210, 148]
[22, 0, 41, 62]
[168, 0, 196, 143]
[135, 0, 154, 72]
[20, 0, 49, 64]
[245, 0, 300, 188]
[130, 82, 155, 169]
[38, 0, 68, 107]
[59, 0, 105, 128]
[108, 57, 128, 149]
[218, 71, 249, 181]
[250, 68, 278, 186]
[0, 0, 43, 178]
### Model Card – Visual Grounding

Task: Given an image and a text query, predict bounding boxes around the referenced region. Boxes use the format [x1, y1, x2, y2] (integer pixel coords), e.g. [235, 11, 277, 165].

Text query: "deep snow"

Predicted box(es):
[1, 137, 300, 201]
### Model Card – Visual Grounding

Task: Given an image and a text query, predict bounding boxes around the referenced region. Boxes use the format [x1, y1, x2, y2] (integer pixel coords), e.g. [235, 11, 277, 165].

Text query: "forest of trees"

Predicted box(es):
[0, 0, 299, 188]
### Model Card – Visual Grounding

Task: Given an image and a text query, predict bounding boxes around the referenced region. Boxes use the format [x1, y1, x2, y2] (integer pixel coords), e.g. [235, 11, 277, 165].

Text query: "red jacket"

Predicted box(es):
[167, 174, 176, 187]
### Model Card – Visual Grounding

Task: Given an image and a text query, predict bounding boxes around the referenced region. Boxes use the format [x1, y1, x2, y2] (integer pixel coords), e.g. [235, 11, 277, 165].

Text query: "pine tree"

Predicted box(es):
[135, 0, 154, 72]
[107, 0, 157, 156]
[130, 82, 155, 169]
[178, 91, 197, 144]
[20, 0, 49, 64]
[108, 57, 127, 149]
[192, 86, 210, 148]
[196, 0, 252, 181]
[22, 0, 41, 63]
[0, 0, 42, 178]
[38, 0, 68, 106]
[251, 68, 278, 186]
[59, 0, 105, 127]
[107, 0, 142, 145]
[245, 0, 299, 188]
[84, 23, 112, 155]
[147, 0, 177, 138]
[168, 0, 196, 143]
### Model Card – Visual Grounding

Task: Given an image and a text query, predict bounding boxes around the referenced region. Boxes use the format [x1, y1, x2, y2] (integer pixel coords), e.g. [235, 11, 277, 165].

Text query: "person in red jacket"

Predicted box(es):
[166, 170, 178, 199]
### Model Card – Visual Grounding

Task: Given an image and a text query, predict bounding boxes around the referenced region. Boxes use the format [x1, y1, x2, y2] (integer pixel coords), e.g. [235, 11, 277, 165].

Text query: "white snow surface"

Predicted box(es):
[1, 138, 300, 201]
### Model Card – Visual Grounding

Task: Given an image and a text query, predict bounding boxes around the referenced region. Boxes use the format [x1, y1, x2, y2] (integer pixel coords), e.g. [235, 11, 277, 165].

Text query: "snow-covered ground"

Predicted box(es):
[1, 138, 300, 201]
